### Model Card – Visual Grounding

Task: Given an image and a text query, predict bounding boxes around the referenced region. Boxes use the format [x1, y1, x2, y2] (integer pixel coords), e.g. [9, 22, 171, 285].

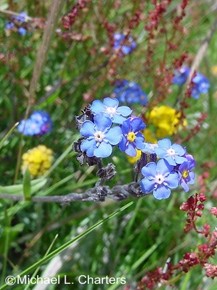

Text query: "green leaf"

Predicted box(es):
[0, 123, 19, 150]
[0, 178, 47, 195]
[23, 170, 31, 201]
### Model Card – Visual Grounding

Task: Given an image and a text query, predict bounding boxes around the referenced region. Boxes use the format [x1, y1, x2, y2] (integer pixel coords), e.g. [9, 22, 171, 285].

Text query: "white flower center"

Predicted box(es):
[150, 144, 158, 150]
[94, 131, 105, 142]
[105, 106, 117, 116]
[167, 148, 176, 156]
[155, 174, 165, 185]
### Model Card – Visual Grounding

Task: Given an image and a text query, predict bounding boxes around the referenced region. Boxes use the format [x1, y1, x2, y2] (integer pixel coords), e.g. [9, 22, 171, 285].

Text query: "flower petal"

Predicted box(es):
[158, 138, 171, 149]
[165, 172, 179, 189]
[80, 121, 95, 137]
[164, 156, 176, 166]
[125, 143, 136, 156]
[180, 179, 189, 192]
[80, 139, 96, 157]
[155, 147, 166, 158]
[156, 159, 173, 174]
[112, 115, 126, 124]
[140, 178, 155, 193]
[119, 136, 127, 151]
[117, 106, 132, 116]
[172, 144, 186, 156]
[94, 114, 112, 131]
[174, 155, 187, 164]
[131, 117, 146, 131]
[141, 162, 156, 178]
[135, 137, 145, 150]
[121, 118, 131, 134]
[105, 126, 122, 145]
[103, 97, 119, 107]
[90, 100, 104, 114]
[153, 186, 171, 200]
[94, 142, 112, 158]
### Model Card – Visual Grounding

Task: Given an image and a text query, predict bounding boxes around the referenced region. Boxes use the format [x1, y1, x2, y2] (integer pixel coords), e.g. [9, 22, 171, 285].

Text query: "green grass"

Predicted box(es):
[1, 1, 217, 289]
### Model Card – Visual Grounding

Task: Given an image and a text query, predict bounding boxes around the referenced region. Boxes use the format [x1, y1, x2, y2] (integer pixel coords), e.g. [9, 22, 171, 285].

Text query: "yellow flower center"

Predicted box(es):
[182, 170, 189, 178]
[127, 132, 136, 142]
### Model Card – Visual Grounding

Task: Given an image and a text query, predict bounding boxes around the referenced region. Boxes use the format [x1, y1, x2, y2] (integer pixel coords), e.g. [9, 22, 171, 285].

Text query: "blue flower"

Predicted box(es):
[173, 66, 210, 99]
[119, 117, 145, 157]
[173, 66, 190, 85]
[17, 111, 52, 136]
[90, 97, 132, 125]
[155, 139, 187, 166]
[113, 33, 136, 55]
[140, 159, 179, 199]
[113, 80, 148, 105]
[18, 27, 27, 36]
[178, 160, 195, 192]
[5, 22, 15, 30]
[14, 12, 28, 23]
[80, 113, 122, 158]
[191, 73, 210, 99]
[18, 119, 41, 136]
[185, 154, 196, 169]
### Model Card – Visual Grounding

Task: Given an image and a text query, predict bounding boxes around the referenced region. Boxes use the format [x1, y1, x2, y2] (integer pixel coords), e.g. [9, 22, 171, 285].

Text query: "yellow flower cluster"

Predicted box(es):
[211, 65, 217, 76]
[146, 105, 185, 138]
[22, 145, 53, 177]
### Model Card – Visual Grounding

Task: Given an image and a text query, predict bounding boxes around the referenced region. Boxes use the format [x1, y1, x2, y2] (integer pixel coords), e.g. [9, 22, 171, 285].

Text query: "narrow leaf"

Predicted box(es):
[23, 170, 31, 201]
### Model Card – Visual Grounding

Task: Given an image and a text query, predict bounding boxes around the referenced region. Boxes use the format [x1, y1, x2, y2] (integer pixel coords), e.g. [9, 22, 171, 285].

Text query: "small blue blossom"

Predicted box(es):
[80, 113, 122, 158]
[155, 139, 187, 166]
[185, 154, 196, 169]
[173, 66, 190, 85]
[18, 27, 27, 36]
[5, 22, 15, 30]
[14, 12, 28, 23]
[173, 66, 210, 98]
[90, 97, 132, 124]
[178, 160, 195, 192]
[113, 33, 136, 55]
[119, 117, 145, 157]
[140, 159, 179, 200]
[191, 73, 210, 99]
[17, 111, 52, 136]
[18, 119, 41, 136]
[113, 80, 148, 105]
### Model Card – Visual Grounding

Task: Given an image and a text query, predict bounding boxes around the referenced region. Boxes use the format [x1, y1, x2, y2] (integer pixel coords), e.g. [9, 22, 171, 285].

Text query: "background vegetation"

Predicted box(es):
[0, 1, 217, 289]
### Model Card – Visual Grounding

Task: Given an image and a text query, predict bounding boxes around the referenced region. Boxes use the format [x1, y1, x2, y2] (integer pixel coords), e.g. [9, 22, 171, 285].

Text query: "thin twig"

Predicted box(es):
[0, 9, 32, 20]
[0, 182, 144, 204]
[14, 0, 64, 182]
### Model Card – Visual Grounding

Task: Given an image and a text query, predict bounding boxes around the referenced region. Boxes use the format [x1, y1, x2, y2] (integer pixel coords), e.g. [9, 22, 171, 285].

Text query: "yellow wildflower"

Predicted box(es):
[143, 128, 157, 143]
[211, 66, 217, 76]
[127, 149, 142, 164]
[22, 145, 53, 177]
[146, 105, 186, 138]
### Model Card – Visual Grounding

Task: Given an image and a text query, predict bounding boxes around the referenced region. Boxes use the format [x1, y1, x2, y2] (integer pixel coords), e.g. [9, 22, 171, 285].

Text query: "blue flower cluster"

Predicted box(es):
[173, 66, 210, 99]
[79, 97, 146, 158]
[113, 33, 136, 55]
[113, 80, 148, 105]
[5, 12, 28, 36]
[141, 139, 195, 199]
[18, 111, 52, 136]
[78, 97, 196, 200]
